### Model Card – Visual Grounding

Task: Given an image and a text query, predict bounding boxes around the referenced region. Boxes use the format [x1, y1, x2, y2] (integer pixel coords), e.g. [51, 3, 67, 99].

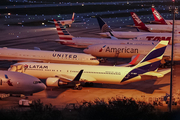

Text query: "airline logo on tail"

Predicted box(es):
[121, 41, 168, 82]
[96, 17, 112, 32]
[131, 13, 142, 24]
[151, 8, 167, 25]
[54, 19, 75, 45]
[153, 9, 162, 20]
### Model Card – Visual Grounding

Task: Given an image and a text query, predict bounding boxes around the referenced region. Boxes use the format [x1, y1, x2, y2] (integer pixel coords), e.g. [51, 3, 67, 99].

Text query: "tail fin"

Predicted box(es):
[71, 12, 75, 21]
[121, 41, 168, 82]
[151, 8, 167, 24]
[130, 12, 149, 32]
[134, 41, 168, 71]
[96, 16, 112, 32]
[54, 19, 74, 44]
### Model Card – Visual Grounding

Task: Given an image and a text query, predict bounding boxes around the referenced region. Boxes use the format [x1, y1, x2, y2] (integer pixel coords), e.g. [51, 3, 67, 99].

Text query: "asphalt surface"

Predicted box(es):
[0, 2, 180, 109]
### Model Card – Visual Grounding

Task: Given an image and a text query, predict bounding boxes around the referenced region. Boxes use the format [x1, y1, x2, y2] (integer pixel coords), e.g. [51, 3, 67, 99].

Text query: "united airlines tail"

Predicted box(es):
[130, 12, 149, 32]
[121, 41, 169, 82]
[96, 16, 113, 32]
[72, 12, 75, 22]
[54, 19, 75, 45]
[151, 8, 167, 25]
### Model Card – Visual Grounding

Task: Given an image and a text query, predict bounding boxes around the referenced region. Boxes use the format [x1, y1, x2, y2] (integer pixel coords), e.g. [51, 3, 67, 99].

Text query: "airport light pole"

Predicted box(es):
[169, 0, 177, 112]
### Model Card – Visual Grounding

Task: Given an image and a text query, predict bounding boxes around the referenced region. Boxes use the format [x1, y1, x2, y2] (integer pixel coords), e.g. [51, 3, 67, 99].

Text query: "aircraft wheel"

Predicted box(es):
[77, 85, 82, 90]
[89, 82, 94, 87]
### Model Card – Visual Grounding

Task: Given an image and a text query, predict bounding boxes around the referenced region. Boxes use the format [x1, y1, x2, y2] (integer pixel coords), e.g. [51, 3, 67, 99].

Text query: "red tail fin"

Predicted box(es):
[130, 12, 149, 32]
[54, 19, 75, 45]
[151, 8, 167, 25]
[71, 13, 75, 21]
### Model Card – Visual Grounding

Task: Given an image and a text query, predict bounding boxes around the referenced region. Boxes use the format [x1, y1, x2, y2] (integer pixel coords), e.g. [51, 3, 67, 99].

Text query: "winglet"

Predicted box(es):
[96, 16, 112, 32]
[73, 70, 84, 81]
[130, 12, 149, 32]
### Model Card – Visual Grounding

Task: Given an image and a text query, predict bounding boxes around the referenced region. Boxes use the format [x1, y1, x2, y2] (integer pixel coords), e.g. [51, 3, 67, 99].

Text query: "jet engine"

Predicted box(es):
[46, 77, 67, 87]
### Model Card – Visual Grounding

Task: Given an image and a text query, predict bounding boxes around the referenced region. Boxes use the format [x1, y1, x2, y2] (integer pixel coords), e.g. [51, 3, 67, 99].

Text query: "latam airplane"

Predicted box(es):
[8, 41, 170, 88]
[58, 13, 75, 27]
[130, 12, 180, 33]
[83, 43, 180, 64]
[0, 71, 46, 95]
[151, 7, 180, 25]
[53, 19, 159, 48]
[97, 16, 180, 43]
[0, 47, 99, 65]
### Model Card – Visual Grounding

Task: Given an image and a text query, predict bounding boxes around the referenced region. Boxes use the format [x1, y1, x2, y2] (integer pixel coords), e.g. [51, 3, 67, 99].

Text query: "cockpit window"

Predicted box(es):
[33, 81, 42, 84]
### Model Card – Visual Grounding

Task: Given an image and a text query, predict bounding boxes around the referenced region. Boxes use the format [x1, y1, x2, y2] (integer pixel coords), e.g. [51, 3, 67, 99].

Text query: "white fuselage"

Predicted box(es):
[146, 24, 180, 33]
[56, 38, 159, 48]
[165, 20, 180, 25]
[0, 71, 46, 94]
[8, 62, 135, 84]
[99, 31, 180, 42]
[83, 44, 180, 61]
[58, 20, 73, 26]
[0, 47, 99, 65]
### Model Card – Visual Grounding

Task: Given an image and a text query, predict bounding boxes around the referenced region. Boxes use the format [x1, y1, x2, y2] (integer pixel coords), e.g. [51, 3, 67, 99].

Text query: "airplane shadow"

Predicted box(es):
[44, 87, 69, 98]
[41, 79, 170, 98]
[85, 79, 170, 94]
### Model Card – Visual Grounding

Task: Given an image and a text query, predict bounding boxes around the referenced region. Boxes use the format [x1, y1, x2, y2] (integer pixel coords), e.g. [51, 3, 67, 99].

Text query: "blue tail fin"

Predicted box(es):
[134, 41, 168, 71]
[96, 16, 112, 32]
[122, 41, 168, 82]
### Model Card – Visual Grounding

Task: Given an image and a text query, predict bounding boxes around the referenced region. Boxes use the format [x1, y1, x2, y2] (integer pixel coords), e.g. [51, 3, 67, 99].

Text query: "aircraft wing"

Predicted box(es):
[55, 71, 96, 83]
[140, 68, 171, 79]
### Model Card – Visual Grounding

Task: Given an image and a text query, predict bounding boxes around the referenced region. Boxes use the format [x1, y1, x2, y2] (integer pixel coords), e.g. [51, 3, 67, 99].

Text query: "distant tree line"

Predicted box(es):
[0, 98, 178, 120]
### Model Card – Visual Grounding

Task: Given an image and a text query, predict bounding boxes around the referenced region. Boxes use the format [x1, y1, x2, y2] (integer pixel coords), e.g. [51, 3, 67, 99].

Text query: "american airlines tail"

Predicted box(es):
[54, 19, 75, 45]
[121, 41, 169, 83]
[96, 16, 113, 32]
[72, 12, 75, 22]
[151, 8, 167, 25]
[130, 12, 149, 32]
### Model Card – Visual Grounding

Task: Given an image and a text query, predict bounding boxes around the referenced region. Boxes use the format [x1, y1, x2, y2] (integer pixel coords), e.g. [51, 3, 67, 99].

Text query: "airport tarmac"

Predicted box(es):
[0, 8, 180, 110]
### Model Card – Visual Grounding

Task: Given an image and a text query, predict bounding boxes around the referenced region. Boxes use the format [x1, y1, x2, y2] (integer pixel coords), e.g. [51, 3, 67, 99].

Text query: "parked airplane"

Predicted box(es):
[53, 19, 159, 48]
[0, 71, 46, 95]
[97, 16, 180, 43]
[83, 43, 180, 64]
[0, 47, 99, 65]
[130, 12, 180, 33]
[8, 41, 170, 88]
[151, 7, 180, 25]
[58, 13, 75, 27]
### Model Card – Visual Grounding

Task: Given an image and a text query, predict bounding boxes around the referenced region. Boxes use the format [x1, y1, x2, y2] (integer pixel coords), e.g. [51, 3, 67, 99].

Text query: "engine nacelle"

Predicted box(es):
[46, 77, 66, 87]
[131, 55, 145, 65]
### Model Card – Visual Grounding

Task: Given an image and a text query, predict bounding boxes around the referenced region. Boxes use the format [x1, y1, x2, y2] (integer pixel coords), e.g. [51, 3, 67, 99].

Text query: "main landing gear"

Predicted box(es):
[73, 83, 83, 90]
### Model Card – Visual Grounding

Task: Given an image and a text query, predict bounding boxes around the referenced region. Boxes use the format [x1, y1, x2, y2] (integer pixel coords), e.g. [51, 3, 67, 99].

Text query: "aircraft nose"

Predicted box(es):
[37, 83, 46, 92]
